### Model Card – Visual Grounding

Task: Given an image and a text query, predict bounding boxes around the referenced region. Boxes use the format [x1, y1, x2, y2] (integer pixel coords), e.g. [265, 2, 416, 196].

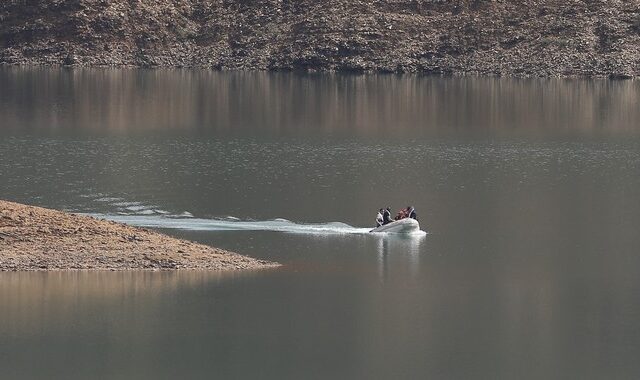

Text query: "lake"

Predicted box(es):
[1, 67, 640, 379]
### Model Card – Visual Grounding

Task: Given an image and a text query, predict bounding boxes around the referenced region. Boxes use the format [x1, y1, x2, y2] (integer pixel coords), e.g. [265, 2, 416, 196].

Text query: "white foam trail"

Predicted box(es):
[88, 214, 426, 236]
[95, 197, 124, 202]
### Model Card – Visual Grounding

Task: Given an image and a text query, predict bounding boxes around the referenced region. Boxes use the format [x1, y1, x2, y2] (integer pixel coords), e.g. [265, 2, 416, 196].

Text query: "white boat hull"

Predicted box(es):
[370, 218, 420, 234]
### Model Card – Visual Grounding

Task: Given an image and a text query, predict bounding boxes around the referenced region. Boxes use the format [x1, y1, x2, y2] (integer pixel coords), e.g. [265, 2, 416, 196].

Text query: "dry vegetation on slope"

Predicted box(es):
[1, 0, 639, 77]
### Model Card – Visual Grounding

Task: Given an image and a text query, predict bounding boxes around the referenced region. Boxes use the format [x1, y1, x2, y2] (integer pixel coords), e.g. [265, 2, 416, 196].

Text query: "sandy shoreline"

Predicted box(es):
[0, 200, 279, 271]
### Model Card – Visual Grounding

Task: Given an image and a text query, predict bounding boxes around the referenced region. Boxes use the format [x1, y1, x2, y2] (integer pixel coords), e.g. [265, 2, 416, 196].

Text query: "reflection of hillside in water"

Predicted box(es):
[2, 67, 639, 136]
[0, 271, 243, 334]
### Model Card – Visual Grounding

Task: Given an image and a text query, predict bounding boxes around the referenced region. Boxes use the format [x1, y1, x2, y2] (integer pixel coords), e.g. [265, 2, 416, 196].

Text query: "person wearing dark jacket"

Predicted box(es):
[382, 207, 392, 225]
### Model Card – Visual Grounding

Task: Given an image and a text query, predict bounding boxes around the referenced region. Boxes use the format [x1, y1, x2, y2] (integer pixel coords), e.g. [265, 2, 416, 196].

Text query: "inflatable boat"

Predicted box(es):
[370, 218, 420, 234]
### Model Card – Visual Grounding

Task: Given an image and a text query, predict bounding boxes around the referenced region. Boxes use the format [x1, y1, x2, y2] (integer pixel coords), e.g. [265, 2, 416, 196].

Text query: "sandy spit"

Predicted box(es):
[0, 200, 279, 271]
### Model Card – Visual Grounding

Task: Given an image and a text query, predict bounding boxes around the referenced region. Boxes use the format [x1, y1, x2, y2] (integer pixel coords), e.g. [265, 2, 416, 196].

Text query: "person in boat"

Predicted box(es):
[393, 206, 417, 221]
[408, 206, 418, 221]
[375, 208, 384, 227]
[394, 207, 408, 221]
[382, 207, 393, 225]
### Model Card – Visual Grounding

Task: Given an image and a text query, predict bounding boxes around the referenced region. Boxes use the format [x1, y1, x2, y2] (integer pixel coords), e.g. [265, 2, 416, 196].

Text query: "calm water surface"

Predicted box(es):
[1, 68, 640, 379]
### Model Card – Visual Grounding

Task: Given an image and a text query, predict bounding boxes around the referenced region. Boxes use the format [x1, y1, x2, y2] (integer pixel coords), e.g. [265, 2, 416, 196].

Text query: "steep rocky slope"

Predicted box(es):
[1, 0, 639, 77]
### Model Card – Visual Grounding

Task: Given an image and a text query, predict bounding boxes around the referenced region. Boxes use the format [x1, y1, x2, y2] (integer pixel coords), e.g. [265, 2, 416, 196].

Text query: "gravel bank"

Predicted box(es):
[0, 200, 279, 271]
[1, 0, 639, 78]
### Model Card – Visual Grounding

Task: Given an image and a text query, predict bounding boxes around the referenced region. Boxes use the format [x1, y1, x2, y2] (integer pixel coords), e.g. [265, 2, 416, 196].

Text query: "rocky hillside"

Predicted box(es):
[1, 0, 639, 77]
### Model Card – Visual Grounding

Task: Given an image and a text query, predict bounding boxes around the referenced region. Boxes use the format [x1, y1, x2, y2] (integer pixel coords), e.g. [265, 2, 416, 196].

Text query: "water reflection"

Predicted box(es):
[0, 271, 246, 335]
[376, 234, 426, 281]
[1, 67, 639, 137]
[2, 68, 640, 378]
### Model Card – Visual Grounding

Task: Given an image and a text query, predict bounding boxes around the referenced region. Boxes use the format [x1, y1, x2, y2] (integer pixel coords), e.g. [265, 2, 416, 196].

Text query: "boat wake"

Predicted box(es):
[89, 214, 427, 237]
